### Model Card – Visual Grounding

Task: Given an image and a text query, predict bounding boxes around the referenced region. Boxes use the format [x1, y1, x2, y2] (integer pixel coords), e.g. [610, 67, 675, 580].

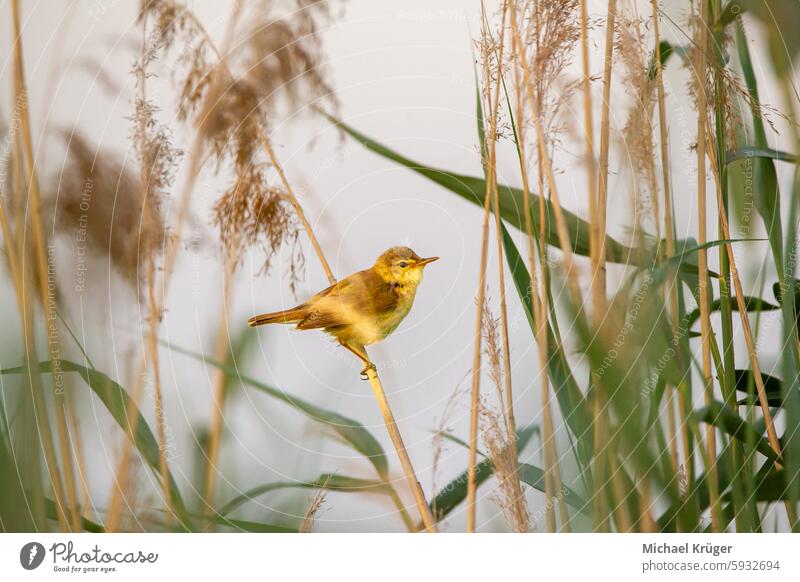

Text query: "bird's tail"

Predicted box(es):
[248, 306, 306, 327]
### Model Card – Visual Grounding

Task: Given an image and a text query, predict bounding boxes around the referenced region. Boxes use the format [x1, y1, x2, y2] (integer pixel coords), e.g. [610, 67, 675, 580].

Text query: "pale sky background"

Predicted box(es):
[0, 0, 794, 531]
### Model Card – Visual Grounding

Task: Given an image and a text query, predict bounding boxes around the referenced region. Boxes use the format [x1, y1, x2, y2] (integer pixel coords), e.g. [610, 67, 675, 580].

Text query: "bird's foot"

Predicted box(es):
[359, 362, 377, 380]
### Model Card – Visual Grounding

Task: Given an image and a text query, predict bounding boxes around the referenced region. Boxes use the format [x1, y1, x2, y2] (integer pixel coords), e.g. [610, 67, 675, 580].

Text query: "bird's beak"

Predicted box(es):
[416, 256, 439, 267]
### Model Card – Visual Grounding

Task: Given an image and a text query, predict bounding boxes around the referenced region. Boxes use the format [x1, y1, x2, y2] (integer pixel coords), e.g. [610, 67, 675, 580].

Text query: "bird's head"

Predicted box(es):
[373, 246, 439, 287]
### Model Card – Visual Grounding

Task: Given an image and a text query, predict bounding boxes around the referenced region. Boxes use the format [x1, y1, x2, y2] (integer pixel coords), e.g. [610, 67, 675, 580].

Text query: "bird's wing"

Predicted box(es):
[296, 309, 343, 330]
[296, 269, 398, 330]
[294, 276, 359, 330]
[356, 269, 399, 316]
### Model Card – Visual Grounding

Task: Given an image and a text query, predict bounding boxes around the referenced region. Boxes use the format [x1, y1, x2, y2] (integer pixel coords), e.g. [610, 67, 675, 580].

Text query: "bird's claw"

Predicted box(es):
[359, 362, 377, 380]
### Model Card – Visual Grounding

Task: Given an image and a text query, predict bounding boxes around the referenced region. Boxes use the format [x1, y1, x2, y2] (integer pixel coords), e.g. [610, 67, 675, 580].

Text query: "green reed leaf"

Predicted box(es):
[163, 340, 390, 479]
[694, 401, 780, 462]
[219, 474, 392, 517]
[325, 114, 642, 265]
[500, 222, 594, 475]
[0, 360, 193, 531]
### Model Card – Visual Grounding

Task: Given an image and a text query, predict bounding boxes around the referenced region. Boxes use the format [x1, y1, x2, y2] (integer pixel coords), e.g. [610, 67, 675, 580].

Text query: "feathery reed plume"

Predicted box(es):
[617, 11, 660, 239]
[481, 405, 530, 532]
[212, 168, 302, 278]
[299, 488, 328, 533]
[481, 299, 507, 418]
[147, 0, 337, 267]
[176, 1, 331, 517]
[506, 0, 585, 313]
[109, 0, 338, 526]
[480, 297, 529, 528]
[241, 13, 337, 117]
[55, 132, 166, 289]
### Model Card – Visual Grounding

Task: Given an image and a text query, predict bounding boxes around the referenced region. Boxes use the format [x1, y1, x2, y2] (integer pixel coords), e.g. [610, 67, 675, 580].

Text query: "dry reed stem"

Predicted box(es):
[202, 258, 236, 516]
[597, 0, 616, 297]
[650, 0, 685, 483]
[11, 0, 81, 531]
[2, 170, 70, 531]
[66, 386, 92, 514]
[145, 253, 172, 525]
[606, 454, 632, 531]
[694, 6, 721, 532]
[364, 367, 437, 532]
[507, 0, 554, 531]
[634, 468, 657, 532]
[579, 0, 601, 313]
[256, 134, 334, 285]
[466, 1, 509, 533]
[703, 133, 783, 460]
[491, 150, 522, 479]
[508, 0, 572, 532]
[582, 0, 610, 532]
[137, 14, 173, 526]
[106, 367, 149, 530]
[482, 0, 527, 528]
[465, 119, 494, 533]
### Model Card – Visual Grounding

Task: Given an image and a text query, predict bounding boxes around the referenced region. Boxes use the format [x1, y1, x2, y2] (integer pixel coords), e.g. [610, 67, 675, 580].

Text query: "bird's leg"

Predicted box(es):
[339, 340, 376, 379]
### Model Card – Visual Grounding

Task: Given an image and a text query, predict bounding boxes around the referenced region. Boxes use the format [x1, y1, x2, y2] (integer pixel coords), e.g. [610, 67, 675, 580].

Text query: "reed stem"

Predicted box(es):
[364, 366, 437, 532]
[202, 258, 236, 517]
[106, 1, 244, 529]
[11, 0, 81, 531]
[650, 0, 682, 479]
[465, 97, 495, 535]
[484, 0, 527, 531]
[694, 3, 722, 532]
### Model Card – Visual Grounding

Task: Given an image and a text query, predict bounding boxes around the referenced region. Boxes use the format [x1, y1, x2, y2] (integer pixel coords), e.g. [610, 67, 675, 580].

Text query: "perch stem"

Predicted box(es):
[364, 363, 437, 532]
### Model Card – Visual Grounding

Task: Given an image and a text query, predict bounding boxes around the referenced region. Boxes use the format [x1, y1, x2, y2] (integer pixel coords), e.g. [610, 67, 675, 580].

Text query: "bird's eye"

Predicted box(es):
[398, 261, 408, 268]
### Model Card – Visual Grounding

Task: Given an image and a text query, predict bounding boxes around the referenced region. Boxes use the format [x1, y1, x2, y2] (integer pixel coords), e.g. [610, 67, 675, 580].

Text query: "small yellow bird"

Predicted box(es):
[248, 246, 439, 376]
